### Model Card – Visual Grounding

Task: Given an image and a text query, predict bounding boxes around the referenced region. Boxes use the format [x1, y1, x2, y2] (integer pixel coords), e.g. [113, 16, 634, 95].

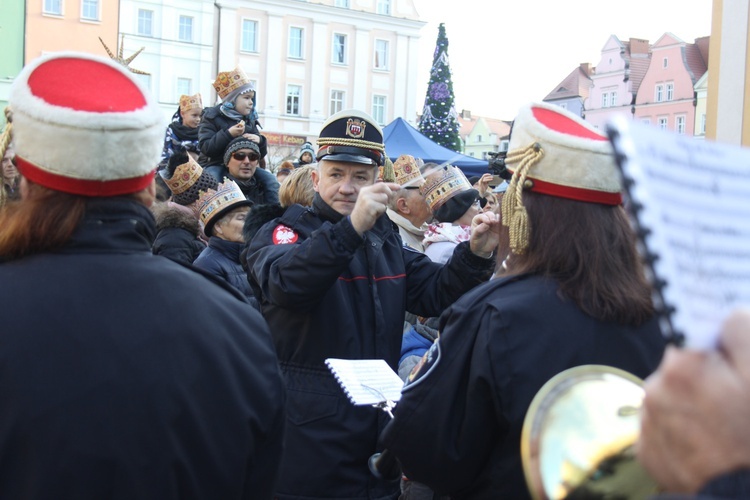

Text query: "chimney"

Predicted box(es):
[629, 38, 650, 55]
[461, 109, 472, 120]
[579, 63, 592, 76]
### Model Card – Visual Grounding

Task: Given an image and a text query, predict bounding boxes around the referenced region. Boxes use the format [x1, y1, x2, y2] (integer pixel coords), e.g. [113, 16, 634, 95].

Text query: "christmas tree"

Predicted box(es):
[418, 23, 461, 152]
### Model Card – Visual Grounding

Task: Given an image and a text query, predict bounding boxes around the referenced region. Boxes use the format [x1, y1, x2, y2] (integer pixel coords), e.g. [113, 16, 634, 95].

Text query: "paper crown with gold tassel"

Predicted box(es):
[391, 154, 426, 188]
[212, 66, 254, 101]
[501, 101, 622, 255]
[179, 93, 202, 113]
[420, 163, 473, 211]
[197, 178, 253, 236]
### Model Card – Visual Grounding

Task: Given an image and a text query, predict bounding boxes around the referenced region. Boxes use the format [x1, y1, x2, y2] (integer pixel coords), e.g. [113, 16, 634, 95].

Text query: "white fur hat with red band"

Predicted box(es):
[504, 101, 622, 205]
[9, 52, 164, 196]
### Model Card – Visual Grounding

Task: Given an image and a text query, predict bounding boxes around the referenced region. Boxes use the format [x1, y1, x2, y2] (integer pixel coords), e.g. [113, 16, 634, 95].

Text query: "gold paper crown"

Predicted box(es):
[197, 178, 249, 230]
[420, 164, 473, 211]
[212, 66, 253, 100]
[179, 93, 202, 113]
[392, 155, 425, 187]
[163, 155, 203, 195]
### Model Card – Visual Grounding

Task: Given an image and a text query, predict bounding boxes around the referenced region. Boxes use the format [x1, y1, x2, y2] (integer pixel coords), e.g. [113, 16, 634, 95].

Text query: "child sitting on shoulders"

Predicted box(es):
[161, 93, 202, 167]
[199, 66, 267, 168]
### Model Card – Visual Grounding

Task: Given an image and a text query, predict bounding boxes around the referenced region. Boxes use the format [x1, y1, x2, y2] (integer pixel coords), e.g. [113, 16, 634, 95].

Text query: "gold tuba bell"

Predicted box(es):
[521, 365, 658, 499]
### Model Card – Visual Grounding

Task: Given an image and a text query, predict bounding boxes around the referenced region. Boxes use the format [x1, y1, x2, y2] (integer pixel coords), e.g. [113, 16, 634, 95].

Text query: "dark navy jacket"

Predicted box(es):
[382, 274, 667, 499]
[0, 198, 285, 499]
[198, 105, 267, 168]
[203, 164, 280, 206]
[245, 197, 495, 499]
[193, 236, 254, 301]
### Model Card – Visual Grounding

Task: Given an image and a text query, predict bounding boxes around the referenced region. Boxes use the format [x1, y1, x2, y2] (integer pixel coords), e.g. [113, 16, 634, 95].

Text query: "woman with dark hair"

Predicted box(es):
[381, 102, 667, 499]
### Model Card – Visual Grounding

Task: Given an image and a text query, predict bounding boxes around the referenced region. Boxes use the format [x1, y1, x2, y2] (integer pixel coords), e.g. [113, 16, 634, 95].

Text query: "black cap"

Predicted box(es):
[316, 109, 385, 166]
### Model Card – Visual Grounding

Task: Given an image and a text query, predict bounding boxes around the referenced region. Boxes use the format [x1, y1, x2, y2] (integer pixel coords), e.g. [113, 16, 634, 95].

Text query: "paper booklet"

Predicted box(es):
[607, 116, 750, 350]
[325, 358, 404, 406]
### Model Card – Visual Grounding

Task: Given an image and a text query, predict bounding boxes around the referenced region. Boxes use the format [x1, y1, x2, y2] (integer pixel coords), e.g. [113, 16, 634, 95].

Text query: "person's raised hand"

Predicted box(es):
[349, 182, 401, 236]
[229, 121, 245, 138]
[469, 211, 500, 258]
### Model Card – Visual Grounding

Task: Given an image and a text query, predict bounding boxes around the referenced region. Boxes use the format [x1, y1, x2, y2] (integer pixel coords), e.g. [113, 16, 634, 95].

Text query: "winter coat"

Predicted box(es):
[0, 198, 285, 499]
[151, 202, 206, 265]
[244, 195, 495, 499]
[203, 164, 280, 206]
[160, 106, 200, 165]
[381, 274, 667, 499]
[198, 105, 267, 168]
[193, 236, 255, 302]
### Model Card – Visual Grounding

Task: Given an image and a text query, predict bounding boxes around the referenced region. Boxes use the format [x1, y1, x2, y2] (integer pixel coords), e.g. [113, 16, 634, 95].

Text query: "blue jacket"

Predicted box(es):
[245, 195, 495, 499]
[194, 236, 255, 303]
[0, 198, 285, 499]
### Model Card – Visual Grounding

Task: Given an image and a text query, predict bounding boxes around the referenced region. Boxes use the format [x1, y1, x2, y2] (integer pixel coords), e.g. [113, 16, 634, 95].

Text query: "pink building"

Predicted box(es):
[634, 33, 709, 134]
[583, 36, 651, 130]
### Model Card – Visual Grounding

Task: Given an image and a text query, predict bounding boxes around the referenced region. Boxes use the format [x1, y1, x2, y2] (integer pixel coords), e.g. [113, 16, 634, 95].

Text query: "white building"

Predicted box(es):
[118, 0, 425, 162]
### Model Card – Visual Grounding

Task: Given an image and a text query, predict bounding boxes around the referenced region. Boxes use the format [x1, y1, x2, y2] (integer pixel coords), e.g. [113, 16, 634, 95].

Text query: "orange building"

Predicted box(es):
[25, 0, 119, 63]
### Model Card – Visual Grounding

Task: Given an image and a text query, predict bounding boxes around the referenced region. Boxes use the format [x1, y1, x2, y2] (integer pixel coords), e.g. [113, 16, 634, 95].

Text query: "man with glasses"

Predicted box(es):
[206, 137, 279, 205]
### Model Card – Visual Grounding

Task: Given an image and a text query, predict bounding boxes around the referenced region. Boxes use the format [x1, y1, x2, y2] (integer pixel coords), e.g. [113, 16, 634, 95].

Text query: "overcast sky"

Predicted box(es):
[410, 0, 714, 120]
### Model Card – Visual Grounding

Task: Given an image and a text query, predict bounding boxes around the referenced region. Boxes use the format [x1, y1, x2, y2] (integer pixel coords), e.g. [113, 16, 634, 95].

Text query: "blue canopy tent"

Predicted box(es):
[382, 117, 489, 178]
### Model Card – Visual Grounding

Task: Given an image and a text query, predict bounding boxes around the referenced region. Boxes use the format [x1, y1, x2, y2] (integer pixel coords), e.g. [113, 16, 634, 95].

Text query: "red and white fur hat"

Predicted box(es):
[9, 52, 164, 196]
[502, 102, 622, 253]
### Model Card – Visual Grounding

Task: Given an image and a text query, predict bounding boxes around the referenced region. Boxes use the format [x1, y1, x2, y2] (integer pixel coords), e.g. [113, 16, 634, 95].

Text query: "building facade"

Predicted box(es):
[542, 63, 593, 118]
[0, 0, 25, 123]
[583, 36, 650, 130]
[634, 33, 708, 134]
[458, 110, 511, 159]
[707, 0, 750, 145]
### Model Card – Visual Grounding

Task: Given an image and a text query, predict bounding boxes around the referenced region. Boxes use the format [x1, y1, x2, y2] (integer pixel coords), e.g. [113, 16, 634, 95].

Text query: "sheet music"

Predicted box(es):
[608, 116, 750, 349]
[325, 358, 404, 406]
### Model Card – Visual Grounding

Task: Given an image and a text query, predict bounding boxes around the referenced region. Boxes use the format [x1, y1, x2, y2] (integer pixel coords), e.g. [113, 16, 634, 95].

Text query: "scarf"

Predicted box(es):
[422, 222, 471, 248]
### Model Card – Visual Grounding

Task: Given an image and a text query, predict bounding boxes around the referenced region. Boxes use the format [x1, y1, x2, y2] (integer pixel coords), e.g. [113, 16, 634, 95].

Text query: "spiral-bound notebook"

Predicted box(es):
[607, 116, 750, 350]
[325, 358, 404, 406]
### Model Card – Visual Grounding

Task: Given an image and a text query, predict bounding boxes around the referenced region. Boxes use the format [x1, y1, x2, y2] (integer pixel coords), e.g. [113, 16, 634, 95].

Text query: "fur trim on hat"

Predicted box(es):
[152, 202, 201, 236]
[10, 52, 164, 194]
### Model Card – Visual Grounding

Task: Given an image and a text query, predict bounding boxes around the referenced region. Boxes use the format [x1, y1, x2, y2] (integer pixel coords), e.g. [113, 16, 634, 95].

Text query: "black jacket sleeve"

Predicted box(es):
[199, 110, 234, 162]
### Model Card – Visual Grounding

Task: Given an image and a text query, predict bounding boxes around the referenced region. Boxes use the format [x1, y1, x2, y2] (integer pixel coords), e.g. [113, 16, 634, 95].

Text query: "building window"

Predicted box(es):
[658, 117, 668, 130]
[334, 0, 350, 6]
[663, 57, 668, 68]
[137, 9, 153, 36]
[44, 0, 63, 15]
[475, 134, 482, 143]
[655, 84, 664, 103]
[177, 78, 191, 96]
[601, 92, 609, 108]
[289, 27, 304, 59]
[135, 74, 151, 91]
[641, 118, 651, 125]
[374, 39, 389, 70]
[332, 33, 347, 64]
[286, 85, 301, 115]
[241, 19, 258, 52]
[330, 90, 345, 115]
[376, 0, 391, 15]
[676, 115, 686, 134]
[666, 83, 674, 101]
[178, 15, 193, 42]
[610, 91, 617, 107]
[701, 113, 706, 134]
[81, 0, 99, 20]
[372, 95, 386, 125]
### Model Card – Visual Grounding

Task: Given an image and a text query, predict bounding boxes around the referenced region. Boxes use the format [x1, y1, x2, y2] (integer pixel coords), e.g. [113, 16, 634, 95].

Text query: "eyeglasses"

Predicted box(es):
[232, 152, 259, 162]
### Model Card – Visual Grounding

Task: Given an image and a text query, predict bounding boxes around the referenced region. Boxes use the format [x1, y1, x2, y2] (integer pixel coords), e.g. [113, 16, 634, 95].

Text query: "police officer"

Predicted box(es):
[245, 109, 500, 499]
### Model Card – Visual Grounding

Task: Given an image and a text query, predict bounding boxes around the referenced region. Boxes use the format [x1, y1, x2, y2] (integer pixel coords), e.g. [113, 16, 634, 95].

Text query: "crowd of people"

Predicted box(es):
[0, 51, 748, 500]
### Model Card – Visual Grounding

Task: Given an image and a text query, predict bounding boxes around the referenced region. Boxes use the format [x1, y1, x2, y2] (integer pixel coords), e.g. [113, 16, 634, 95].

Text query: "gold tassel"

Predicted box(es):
[381, 157, 396, 182]
[500, 143, 544, 254]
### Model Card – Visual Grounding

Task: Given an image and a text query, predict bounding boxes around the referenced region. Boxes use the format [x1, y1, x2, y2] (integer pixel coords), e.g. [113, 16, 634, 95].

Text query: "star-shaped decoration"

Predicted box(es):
[99, 35, 150, 75]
